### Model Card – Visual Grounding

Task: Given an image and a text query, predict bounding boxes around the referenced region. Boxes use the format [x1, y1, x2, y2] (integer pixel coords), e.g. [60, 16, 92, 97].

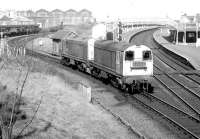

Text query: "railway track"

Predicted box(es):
[154, 75, 200, 118]
[153, 45, 200, 118]
[130, 29, 200, 138]
[132, 92, 200, 139]
[185, 73, 200, 85]
[132, 28, 200, 117]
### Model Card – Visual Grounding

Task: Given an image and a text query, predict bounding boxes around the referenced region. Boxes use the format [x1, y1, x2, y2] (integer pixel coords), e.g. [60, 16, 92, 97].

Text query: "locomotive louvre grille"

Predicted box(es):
[131, 61, 147, 70]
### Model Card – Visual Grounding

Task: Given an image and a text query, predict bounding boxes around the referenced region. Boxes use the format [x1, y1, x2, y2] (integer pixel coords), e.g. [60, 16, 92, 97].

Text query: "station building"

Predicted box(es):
[168, 14, 200, 47]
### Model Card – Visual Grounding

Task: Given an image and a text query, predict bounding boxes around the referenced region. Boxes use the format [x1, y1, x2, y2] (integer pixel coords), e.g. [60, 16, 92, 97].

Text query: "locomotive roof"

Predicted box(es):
[66, 36, 90, 43]
[95, 40, 132, 51]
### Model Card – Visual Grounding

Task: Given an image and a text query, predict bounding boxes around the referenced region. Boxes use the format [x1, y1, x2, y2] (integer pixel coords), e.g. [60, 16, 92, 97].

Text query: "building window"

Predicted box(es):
[178, 32, 184, 43]
[186, 31, 196, 43]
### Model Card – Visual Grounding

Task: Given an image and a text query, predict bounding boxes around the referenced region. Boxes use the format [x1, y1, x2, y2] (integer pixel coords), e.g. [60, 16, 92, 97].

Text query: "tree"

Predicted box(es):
[0, 36, 42, 139]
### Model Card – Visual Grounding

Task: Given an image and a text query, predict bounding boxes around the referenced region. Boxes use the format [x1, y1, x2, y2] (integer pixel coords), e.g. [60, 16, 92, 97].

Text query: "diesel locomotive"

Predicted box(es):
[54, 36, 154, 93]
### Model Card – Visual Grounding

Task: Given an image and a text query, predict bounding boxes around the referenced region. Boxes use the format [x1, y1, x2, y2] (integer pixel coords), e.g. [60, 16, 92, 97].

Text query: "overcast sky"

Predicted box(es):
[1, 0, 200, 20]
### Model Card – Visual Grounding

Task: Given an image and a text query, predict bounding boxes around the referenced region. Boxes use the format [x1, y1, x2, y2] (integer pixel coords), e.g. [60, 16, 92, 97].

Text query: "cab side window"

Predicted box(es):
[125, 51, 134, 61]
[143, 51, 152, 60]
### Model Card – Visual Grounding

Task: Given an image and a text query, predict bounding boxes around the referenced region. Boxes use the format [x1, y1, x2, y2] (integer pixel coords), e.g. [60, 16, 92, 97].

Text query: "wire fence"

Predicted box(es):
[0, 38, 26, 57]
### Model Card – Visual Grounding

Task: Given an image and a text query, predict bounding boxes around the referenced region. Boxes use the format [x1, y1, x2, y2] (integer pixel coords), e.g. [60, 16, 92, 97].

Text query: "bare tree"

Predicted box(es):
[0, 37, 42, 139]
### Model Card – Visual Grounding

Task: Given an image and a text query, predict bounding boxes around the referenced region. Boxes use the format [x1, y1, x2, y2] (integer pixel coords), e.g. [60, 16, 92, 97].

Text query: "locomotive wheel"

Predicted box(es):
[91, 69, 100, 79]
[61, 58, 70, 66]
[60, 59, 64, 65]
[121, 84, 127, 92]
[139, 83, 143, 92]
[77, 64, 83, 72]
[148, 84, 154, 93]
[126, 85, 133, 94]
[110, 78, 119, 88]
[72, 65, 77, 70]
[101, 78, 109, 85]
[131, 84, 138, 94]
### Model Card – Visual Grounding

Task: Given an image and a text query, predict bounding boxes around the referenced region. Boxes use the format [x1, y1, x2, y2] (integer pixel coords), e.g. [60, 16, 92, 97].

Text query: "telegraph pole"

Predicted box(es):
[118, 21, 122, 41]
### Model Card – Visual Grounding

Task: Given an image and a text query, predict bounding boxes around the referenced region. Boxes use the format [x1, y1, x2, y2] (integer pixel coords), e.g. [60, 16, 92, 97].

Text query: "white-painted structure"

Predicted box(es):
[92, 23, 106, 40]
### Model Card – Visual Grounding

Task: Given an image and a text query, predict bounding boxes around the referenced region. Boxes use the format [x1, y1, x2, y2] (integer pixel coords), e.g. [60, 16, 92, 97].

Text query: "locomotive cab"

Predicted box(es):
[122, 45, 153, 93]
[123, 45, 153, 77]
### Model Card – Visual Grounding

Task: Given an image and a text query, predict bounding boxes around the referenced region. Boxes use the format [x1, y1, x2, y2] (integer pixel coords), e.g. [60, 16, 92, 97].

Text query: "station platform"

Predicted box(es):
[153, 29, 200, 70]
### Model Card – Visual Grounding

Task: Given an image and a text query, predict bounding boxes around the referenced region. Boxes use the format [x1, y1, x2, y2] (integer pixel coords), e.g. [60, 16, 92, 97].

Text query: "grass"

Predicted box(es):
[0, 56, 136, 139]
[0, 83, 27, 138]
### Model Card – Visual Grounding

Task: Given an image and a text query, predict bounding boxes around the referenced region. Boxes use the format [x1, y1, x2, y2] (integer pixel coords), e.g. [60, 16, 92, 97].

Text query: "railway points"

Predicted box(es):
[130, 29, 200, 139]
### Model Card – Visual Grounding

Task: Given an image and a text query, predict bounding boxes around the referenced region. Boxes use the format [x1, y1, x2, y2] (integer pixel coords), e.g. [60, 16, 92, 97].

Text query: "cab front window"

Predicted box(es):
[143, 51, 152, 60]
[125, 51, 134, 61]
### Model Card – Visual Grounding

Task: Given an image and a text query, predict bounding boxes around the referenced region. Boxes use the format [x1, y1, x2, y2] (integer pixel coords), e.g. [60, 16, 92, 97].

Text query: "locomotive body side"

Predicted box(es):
[93, 45, 122, 75]
[61, 38, 88, 62]
[91, 41, 154, 92]
[91, 40, 127, 76]
[60, 37, 93, 72]
[59, 36, 154, 93]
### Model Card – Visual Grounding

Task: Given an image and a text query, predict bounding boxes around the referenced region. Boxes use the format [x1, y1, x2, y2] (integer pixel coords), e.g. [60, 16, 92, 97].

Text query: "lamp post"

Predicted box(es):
[118, 21, 122, 42]
[181, 14, 190, 45]
[176, 22, 179, 45]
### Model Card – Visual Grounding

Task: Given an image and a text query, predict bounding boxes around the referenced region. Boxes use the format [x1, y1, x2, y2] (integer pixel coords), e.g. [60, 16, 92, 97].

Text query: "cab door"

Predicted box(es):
[116, 51, 121, 74]
[87, 39, 95, 60]
[123, 50, 134, 76]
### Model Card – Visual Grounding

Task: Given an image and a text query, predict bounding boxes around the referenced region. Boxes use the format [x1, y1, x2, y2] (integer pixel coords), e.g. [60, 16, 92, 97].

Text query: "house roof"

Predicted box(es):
[0, 16, 12, 21]
[65, 9, 77, 13]
[51, 9, 63, 13]
[79, 9, 91, 14]
[51, 30, 78, 40]
[27, 10, 34, 13]
[36, 9, 49, 13]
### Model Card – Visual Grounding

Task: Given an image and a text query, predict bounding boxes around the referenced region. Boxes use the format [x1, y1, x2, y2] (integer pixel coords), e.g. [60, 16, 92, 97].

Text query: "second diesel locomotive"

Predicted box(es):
[56, 36, 154, 93]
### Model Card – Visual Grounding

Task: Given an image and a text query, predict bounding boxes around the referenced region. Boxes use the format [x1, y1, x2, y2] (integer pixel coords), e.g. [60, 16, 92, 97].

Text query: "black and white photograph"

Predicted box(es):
[0, 0, 200, 138]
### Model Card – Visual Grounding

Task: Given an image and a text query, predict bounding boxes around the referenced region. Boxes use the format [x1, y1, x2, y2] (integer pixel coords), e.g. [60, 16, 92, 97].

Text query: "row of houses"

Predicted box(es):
[0, 9, 96, 28]
[0, 16, 34, 25]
